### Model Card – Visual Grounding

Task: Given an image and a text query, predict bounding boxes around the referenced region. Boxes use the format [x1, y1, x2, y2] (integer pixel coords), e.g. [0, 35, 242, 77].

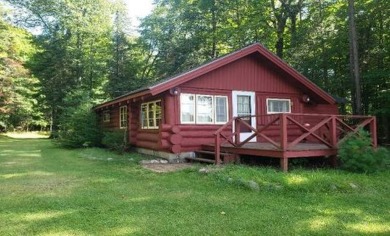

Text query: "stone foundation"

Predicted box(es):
[134, 148, 195, 163]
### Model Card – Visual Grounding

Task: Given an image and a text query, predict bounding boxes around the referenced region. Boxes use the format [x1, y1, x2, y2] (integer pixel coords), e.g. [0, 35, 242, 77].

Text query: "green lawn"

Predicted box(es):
[0, 135, 389, 235]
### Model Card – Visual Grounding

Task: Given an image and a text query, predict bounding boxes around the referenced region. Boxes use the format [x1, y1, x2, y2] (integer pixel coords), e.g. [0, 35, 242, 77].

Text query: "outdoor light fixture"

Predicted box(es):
[169, 87, 181, 96]
[302, 94, 311, 103]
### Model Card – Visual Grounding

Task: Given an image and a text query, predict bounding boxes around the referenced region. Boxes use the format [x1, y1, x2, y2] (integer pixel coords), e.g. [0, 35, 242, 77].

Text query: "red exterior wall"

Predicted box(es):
[98, 106, 121, 130]
[160, 55, 339, 153]
[97, 54, 339, 154]
[129, 95, 166, 151]
[183, 54, 300, 95]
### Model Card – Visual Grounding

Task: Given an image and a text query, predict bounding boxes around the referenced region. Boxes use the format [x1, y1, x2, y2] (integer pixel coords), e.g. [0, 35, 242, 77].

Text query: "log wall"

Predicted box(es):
[96, 54, 339, 154]
[128, 95, 166, 151]
[98, 106, 120, 130]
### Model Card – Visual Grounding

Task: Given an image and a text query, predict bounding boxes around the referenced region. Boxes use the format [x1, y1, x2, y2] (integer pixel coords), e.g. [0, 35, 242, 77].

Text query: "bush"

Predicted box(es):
[0, 121, 7, 132]
[102, 130, 128, 153]
[338, 129, 389, 173]
[56, 102, 103, 148]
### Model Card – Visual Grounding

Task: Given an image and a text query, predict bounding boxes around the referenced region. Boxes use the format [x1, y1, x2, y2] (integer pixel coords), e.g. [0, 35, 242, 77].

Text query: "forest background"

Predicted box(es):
[0, 0, 388, 143]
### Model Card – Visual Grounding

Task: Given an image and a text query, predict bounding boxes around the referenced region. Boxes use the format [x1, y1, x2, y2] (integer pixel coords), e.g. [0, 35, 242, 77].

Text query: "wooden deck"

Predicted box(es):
[209, 113, 377, 171]
[203, 142, 338, 159]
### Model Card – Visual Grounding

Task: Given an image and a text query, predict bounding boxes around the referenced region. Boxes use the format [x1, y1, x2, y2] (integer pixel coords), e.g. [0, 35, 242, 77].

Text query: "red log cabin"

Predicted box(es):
[94, 43, 377, 171]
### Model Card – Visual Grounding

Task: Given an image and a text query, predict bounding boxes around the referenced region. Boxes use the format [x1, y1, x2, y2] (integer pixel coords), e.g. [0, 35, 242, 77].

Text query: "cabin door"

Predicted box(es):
[232, 91, 257, 142]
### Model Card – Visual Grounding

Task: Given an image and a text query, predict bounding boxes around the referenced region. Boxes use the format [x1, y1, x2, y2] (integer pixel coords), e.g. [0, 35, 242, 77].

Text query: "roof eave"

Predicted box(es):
[93, 89, 151, 110]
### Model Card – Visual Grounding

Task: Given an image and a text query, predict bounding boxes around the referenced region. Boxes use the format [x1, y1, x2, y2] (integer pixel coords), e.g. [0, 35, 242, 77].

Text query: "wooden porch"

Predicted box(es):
[197, 113, 377, 171]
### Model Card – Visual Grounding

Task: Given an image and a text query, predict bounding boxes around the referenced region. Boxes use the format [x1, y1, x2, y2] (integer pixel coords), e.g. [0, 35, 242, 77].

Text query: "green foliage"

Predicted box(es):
[7, 0, 117, 132]
[102, 129, 128, 153]
[2, 0, 389, 142]
[338, 129, 389, 173]
[1, 137, 390, 235]
[0, 12, 46, 131]
[0, 121, 6, 132]
[56, 92, 103, 148]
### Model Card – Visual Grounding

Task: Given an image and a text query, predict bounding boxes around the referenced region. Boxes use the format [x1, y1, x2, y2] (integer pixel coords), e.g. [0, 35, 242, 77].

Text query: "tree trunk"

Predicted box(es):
[211, 1, 217, 58]
[348, 0, 362, 115]
[270, 0, 288, 59]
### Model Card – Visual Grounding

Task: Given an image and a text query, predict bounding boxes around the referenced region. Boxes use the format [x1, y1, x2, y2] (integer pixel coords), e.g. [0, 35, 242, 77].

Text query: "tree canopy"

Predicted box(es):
[0, 0, 388, 142]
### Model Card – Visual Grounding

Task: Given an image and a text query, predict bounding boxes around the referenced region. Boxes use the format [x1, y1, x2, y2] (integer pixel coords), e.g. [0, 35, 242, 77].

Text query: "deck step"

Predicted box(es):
[195, 150, 233, 156]
[190, 150, 238, 164]
[185, 156, 215, 164]
[194, 150, 215, 155]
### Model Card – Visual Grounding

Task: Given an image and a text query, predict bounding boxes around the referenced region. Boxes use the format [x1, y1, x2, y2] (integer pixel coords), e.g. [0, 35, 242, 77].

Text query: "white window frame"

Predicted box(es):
[232, 91, 257, 142]
[266, 98, 291, 114]
[196, 94, 214, 124]
[141, 103, 148, 129]
[214, 96, 229, 124]
[119, 106, 127, 129]
[180, 93, 229, 125]
[140, 100, 162, 129]
[180, 94, 196, 124]
[103, 111, 110, 123]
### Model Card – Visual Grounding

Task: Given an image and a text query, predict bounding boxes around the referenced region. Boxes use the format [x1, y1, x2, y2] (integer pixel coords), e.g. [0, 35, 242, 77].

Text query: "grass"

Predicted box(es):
[0, 135, 389, 235]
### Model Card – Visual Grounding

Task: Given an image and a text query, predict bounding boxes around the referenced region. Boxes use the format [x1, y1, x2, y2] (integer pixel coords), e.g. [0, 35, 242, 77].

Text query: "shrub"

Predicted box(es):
[0, 121, 7, 132]
[56, 103, 103, 148]
[102, 130, 128, 153]
[338, 129, 389, 173]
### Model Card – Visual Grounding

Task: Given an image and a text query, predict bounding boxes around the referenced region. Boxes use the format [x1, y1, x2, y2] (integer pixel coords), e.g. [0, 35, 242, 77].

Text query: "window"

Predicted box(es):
[180, 94, 195, 124]
[237, 95, 251, 120]
[103, 111, 110, 122]
[119, 106, 127, 128]
[180, 93, 228, 124]
[215, 96, 228, 123]
[140, 100, 162, 129]
[267, 98, 291, 114]
[196, 95, 214, 124]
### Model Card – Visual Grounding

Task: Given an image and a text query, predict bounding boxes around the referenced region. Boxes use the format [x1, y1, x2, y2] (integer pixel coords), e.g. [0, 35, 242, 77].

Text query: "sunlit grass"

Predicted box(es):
[4, 132, 49, 139]
[0, 134, 389, 235]
[1, 170, 54, 179]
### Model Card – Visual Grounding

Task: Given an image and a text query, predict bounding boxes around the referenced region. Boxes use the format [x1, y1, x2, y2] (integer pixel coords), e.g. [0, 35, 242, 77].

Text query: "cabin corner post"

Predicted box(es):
[370, 116, 377, 148]
[164, 95, 175, 125]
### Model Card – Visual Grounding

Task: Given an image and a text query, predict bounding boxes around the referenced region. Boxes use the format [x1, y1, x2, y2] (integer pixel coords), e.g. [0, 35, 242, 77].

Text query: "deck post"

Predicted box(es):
[234, 154, 241, 164]
[215, 134, 221, 165]
[234, 118, 240, 146]
[370, 117, 377, 148]
[280, 157, 288, 172]
[330, 115, 337, 148]
[280, 114, 288, 151]
[329, 155, 338, 168]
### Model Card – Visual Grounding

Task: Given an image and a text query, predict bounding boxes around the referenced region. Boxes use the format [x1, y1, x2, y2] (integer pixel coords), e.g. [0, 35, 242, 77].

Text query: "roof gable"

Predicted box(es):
[95, 43, 335, 109]
[149, 43, 335, 104]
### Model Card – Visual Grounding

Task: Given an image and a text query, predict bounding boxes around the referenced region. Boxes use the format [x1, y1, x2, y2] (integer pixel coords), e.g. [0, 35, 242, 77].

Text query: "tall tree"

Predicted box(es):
[268, 0, 304, 59]
[106, 2, 148, 98]
[5, 0, 114, 133]
[0, 6, 44, 131]
[348, 0, 361, 115]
